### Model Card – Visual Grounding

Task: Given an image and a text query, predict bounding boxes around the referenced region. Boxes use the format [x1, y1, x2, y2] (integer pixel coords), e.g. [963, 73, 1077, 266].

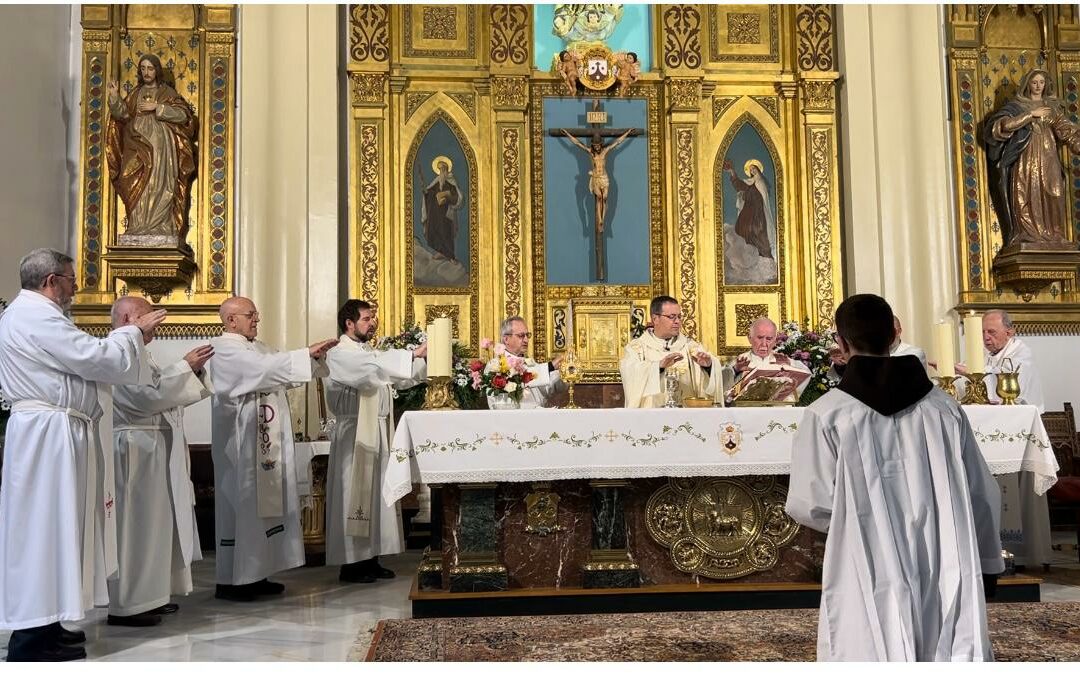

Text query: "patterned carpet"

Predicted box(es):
[363, 602, 1080, 661]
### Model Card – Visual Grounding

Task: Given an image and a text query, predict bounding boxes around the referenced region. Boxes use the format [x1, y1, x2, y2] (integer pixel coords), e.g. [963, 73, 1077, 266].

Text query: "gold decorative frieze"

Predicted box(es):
[727, 12, 762, 45]
[801, 80, 835, 112]
[349, 5, 390, 64]
[489, 4, 529, 66]
[422, 6, 456, 40]
[403, 5, 477, 60]
[795, 5, 835, 71]
[405, 91, 435, 122]
[808, 128, 836, 327]
[674, 127, 699, 339]
[645, 477, 799, 580]
[662, 5, 703, 70]
[709, 5, 779, 63]
[81, 322, 223, 339]
[735, 303, 771, 336]
[350, 72, 387, 106]
[357, 123, 380, 304]
[751, 95, 781, 125]
[667, 78, 702, 111]
[423, 304, 461, 337]
[492, 76, 528, 109]
[501, 126, 523, 318]
[712, 95, 738, 125]
[448, 92, 477, 124]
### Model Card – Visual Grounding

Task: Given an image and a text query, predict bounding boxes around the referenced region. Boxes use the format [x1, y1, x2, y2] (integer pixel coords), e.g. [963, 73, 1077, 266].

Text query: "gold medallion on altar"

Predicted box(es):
[718, 422, 743, 456]
[577, 43, 617, 91]
[645, 477, 800, 580]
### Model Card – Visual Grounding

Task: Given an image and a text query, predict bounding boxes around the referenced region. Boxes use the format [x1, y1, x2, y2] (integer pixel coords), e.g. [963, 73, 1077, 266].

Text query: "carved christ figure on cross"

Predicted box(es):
[559, 127, 636, 281]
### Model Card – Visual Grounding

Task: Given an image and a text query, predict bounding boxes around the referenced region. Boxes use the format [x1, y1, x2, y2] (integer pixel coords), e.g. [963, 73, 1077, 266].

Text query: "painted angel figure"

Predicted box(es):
[613, 51, 640, 97]
[558, 50, 582, 96]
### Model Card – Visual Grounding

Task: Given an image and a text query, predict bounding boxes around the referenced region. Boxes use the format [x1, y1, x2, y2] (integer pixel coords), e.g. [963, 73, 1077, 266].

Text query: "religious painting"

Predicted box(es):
[534, 4, 653, 73]
[542, 97, 650, 285]
[718, 118, 780, 286]
[409, 114, 472, 288]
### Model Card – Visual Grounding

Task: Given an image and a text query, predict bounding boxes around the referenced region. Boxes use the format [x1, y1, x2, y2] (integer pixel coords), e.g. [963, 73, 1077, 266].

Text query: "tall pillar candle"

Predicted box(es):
[962, 313, 985, 373]
[425, 322, 439, 377]
[934, 320, 956, 377]
[432, 317, 453, 376]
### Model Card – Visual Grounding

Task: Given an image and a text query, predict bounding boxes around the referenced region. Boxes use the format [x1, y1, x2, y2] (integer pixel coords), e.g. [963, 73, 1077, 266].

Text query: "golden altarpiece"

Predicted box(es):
[947, 5, 1080, 333]
[347, 4, 843, 381]
[72, 4, 237, 337]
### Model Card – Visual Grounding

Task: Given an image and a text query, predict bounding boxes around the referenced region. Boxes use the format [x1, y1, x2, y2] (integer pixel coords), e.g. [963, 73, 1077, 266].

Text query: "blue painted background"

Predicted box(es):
[543, 97, 650, 285]
[412, 118, 470, 284]
[533, 4, 653, 72]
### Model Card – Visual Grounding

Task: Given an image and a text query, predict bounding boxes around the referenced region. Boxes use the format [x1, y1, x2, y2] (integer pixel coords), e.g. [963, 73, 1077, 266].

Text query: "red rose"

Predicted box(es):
[470, 359, 484, 372]
[522, 371, 535, 384]
[492, 375, 508, 389]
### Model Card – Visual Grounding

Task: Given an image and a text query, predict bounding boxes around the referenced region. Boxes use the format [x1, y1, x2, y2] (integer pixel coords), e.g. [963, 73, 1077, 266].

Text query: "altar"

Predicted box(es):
[385, 405, 1057, 616]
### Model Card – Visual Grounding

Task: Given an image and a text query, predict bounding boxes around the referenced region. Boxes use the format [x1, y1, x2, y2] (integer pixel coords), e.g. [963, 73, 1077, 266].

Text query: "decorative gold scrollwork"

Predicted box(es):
[645, 477, 800, 580]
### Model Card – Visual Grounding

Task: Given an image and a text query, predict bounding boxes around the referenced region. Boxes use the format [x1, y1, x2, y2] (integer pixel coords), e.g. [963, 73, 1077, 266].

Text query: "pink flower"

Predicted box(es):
[777, 332, 788, 343]
[493, 343, 506, 356]
[480, 337, 494, 350]
[470, 370, 482, 388]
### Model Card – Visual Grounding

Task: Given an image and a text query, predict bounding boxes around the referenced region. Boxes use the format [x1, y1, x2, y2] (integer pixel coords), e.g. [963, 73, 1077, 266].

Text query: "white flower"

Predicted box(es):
[504, 381, 518, 393]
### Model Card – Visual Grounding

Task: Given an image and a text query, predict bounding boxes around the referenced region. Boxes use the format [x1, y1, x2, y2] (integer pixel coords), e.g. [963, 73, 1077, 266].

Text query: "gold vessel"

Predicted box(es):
[995, 358, 1021, 405]
[960, 372, 990, 405]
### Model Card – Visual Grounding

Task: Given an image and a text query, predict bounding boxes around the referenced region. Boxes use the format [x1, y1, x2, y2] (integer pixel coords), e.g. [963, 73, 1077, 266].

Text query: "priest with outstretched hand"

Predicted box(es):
[205, 297, 337, 602]
[786, 294, 1003, 661]
[619, 295, 732, 408]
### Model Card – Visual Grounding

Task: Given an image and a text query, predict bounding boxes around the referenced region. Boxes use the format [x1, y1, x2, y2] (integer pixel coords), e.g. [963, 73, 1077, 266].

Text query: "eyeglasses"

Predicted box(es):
[656, 313, 683, 322]
[230, 311, 259, 320]
[506, 332, 532, 339]
[52, 273, 76, 281]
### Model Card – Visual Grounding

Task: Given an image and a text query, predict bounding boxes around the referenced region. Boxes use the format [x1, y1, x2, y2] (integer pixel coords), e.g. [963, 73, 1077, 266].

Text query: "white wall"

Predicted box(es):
[0, 5, 77, 302]
[1024, 336, 1080, 419]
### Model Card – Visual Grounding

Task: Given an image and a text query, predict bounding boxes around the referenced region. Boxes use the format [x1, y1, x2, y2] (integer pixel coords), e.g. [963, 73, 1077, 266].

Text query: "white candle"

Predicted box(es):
[963, 312, 985, 374]
[432, 317, 453, 376]
[934, 320, 956, 377]
[425, 322, 439, 377]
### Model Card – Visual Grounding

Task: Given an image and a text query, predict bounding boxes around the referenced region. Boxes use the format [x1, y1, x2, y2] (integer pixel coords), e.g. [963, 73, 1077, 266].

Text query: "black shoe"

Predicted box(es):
[54, 624, 86, 646]
[339, 567, 376, 583]
[215, 583, 258, 602]
[252, 578, 285, 595]
[107, 613, 162, 627]
[6, 642, 86, 662]
[362, 557, 396, 579]
[151, 602, 179, 615]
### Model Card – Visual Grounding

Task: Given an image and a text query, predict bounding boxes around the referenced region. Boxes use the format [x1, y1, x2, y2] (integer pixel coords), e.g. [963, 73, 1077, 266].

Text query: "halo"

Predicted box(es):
[431, 156, 453, 174]
[743, 159, 764, 177]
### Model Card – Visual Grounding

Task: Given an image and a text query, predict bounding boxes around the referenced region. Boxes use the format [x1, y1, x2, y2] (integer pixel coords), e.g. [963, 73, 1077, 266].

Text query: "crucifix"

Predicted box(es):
[548, 98, 644, 282]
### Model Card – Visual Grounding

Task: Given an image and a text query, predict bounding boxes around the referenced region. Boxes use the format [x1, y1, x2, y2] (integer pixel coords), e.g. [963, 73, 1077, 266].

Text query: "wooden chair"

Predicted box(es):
[1044, 402, 1080, 562]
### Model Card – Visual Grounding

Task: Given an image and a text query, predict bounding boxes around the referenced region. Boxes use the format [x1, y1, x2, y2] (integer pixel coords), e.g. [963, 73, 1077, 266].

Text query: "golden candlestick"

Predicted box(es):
[960, 372, 990, 405]
[559, 347, 582, 409]
[934, 375, 959, 400]
[423, 376, 459, 410]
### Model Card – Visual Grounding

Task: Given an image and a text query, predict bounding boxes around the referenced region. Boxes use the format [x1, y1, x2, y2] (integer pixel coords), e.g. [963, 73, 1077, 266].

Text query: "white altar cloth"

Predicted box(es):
[384, 405, 1057, 506]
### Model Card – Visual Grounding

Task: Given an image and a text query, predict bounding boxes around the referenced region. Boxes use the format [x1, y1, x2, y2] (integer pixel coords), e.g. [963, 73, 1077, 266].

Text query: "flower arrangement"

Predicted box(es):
[463, 338, 537, 404]
[377, 325, 426, 351]
[380, 326, 485, 416]
[774, 320, 839, 406]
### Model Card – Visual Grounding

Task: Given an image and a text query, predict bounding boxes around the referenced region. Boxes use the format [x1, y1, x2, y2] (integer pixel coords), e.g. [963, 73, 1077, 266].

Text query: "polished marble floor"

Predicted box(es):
[3, 541, 1080, 661]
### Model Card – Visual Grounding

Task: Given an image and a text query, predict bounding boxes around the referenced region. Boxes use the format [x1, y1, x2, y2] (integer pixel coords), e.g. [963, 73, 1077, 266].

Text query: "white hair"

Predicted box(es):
[19, 248, 72, 290]
[749, 316, 776, 335]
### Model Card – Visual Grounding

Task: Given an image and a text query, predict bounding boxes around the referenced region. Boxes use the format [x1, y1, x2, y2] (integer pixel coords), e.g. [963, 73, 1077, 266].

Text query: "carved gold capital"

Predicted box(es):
[667, 78, 702, 111]
[350, 72, 387, 106]
[492, 76, 528, 109]
[800, 79, 835, 111]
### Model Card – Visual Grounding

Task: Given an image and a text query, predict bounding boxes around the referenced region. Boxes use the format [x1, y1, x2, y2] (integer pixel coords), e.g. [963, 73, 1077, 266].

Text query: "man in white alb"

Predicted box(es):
[729, 317, 812, 401]
[0, 249, 164, 661]
[106, 296, 212, 627]
[324, 299, 427, 583]
[205, 296, 337, 601]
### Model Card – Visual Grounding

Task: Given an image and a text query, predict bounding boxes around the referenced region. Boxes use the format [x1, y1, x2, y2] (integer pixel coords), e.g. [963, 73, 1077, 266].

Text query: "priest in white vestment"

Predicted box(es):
[0, 249, 163, 661]
[786, 294, 1003, 662]
[485, 316, 565, 409]
[205, 297, 337, 601]
[956, 309, 1050, 567]
[729, 317, 812, 401]
[325, 299, 427, 583]
[106, 297, 212, 626]
[620, 296, 732, 408]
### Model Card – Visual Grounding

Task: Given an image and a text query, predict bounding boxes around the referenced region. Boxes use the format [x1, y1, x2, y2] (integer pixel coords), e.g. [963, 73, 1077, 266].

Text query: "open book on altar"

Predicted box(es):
[725, 366, 811, 406]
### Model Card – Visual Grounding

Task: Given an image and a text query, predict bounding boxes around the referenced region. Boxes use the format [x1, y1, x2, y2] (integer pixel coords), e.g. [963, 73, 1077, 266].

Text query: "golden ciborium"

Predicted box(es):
[559, 346, 582, 409]
[995, 358, 1021, 405]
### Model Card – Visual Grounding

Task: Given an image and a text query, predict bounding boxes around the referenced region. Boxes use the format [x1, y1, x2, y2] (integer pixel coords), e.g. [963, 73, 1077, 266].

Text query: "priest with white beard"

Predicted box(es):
[206, 297, 337, 601]
[730, 317, 812, 401]
[619, 295, 732, 408]
[0, 249, 164, 662]
[486, 316, 564, 409]
[325, 300, 427, 583]
[956, 308, 1050, 568]
[106, 296, 212, 627]
[786, 294, 1003, 662]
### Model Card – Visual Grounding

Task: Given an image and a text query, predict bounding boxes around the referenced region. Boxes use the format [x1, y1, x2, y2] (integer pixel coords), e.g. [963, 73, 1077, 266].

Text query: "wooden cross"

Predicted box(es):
[548, 98, 644, 282]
